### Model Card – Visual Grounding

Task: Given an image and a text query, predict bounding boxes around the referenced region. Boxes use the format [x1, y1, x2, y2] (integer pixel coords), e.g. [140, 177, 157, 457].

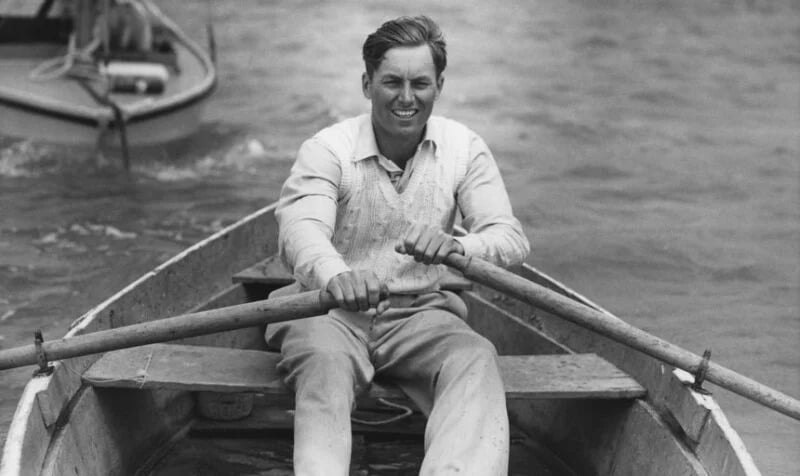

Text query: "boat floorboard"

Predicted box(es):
[146, 428, 575, 476]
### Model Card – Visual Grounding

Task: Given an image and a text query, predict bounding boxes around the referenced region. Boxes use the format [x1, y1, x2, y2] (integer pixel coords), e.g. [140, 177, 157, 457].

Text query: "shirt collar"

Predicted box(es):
[353, 115, 442, 162]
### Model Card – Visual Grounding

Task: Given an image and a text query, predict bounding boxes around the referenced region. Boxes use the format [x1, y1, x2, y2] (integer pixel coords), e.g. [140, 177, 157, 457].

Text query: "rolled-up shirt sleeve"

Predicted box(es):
[275, 138, 351, 290]
[454, 133, 530, 267]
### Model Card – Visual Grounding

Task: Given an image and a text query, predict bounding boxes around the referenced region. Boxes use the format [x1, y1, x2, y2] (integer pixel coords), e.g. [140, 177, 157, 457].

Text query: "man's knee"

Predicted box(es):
[436, 334, 500, 384]
[453, 333, 498, 362]
[281, 349, 369, 399]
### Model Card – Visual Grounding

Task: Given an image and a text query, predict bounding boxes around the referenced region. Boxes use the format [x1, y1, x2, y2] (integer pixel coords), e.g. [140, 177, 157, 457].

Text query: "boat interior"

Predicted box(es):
[61, 256, 662, 475]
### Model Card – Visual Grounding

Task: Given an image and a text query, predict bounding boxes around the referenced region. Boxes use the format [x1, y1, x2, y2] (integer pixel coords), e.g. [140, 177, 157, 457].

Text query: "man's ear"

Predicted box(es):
[362, 72, 371, 99]
[435, 75, 445, 99]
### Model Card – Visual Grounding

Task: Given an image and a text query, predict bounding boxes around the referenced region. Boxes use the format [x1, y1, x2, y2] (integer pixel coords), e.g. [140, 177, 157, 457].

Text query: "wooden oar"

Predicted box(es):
[0, 289, 335, 371]
[444, 253, 800, 421]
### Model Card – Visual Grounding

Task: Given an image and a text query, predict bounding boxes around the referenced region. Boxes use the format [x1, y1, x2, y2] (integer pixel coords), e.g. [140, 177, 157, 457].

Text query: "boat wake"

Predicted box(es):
[0, 134, 287, 182]
[0, 139, 87, 178]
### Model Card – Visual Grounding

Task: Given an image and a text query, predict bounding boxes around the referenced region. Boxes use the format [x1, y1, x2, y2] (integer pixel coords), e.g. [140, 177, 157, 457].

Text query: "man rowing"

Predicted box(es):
[269, 15, 529, 475]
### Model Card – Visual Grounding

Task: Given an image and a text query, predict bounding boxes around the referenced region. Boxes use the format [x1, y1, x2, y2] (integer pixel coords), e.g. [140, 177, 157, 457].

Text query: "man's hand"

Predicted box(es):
[326, 270, 390, 313]
[395, 224, 464, 265]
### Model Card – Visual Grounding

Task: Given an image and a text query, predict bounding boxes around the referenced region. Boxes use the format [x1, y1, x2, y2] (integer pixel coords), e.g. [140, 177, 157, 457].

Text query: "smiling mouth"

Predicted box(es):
[392, 109, 417, 119]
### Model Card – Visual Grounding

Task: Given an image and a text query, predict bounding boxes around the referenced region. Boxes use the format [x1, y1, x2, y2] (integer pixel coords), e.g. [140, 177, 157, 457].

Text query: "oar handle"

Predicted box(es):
[444, 254, 800, 421]
[0, 289, 337, 371]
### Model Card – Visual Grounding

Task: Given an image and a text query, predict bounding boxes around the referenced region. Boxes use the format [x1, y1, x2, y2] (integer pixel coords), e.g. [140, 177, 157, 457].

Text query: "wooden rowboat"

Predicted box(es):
[0, 203, 762, 475]
[0, 0, 215, 152]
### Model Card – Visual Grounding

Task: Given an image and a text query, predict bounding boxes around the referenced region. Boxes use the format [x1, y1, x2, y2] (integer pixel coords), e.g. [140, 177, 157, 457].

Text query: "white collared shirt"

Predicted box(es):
[276, 114, 530, 290]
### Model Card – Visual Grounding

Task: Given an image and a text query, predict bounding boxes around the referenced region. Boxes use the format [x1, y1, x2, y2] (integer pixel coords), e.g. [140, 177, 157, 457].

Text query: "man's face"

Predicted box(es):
[362, 45, 444, 144]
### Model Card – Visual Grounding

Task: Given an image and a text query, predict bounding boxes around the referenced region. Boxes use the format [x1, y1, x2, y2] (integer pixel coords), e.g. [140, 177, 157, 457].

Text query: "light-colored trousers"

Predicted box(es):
[265, 290, 509, 476]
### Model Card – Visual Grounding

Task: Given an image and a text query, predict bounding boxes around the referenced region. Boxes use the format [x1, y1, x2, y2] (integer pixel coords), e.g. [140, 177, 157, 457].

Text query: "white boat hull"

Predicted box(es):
[0, 4, 216, 149]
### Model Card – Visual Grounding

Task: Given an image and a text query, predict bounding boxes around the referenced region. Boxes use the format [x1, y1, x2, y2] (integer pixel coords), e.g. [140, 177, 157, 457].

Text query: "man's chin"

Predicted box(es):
[391, 118, 425, 134]
[374, 113, 427, 139]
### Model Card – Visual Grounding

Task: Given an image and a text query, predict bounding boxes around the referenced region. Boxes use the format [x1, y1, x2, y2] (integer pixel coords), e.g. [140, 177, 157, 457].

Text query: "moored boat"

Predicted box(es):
[0, 203, 764, 475]
[0, 0, 215, 152]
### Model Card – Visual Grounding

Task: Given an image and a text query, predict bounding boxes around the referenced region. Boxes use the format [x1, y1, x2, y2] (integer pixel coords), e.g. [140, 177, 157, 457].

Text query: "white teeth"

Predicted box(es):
[394, 110, 416, 117]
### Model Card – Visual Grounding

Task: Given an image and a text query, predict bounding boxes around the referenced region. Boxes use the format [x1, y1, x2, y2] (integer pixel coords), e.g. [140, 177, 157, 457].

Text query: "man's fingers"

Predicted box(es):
[330, 273, 358, 311]
[422, 232, 447, 264]
[344, 271, 364, 311]
[399, 223, 424, 255]
[375, 299, 391, 316]
[327, 279, 345, 305]
[366, 279, 382, 310]
[327, 271, 388, 312]
[380, 282, 390, 300]
[431, 237, 455, 265]
[340, 278, 358, 311]
[410, 227, 435, 262]
[327, 276, 355, 311]
[396, 224, 463, 266]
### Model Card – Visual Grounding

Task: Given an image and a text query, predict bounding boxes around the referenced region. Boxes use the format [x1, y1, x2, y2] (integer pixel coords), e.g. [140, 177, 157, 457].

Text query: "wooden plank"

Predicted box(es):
[502, 354, 646, 399]
[231, 255, 294, 286]
[83, 344, 646, 400]
[660, 368, 713, 444]
[83, 344, 287, 395]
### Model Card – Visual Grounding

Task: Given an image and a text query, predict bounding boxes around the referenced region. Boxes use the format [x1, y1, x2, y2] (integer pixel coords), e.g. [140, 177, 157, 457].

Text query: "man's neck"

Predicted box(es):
[373, 125, 425, 169]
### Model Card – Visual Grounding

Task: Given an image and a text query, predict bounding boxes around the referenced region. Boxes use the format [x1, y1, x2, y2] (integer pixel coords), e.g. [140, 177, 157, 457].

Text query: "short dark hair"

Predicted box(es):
[362, 16, 447, 79]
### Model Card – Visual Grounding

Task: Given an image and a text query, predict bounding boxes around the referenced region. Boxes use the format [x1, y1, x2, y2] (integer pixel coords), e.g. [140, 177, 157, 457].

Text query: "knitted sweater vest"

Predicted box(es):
[317, 116, 471, 294]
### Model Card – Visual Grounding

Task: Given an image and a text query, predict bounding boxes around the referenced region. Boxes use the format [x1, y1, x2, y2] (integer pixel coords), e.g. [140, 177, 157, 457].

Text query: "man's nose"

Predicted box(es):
[399, 83, 414, 103]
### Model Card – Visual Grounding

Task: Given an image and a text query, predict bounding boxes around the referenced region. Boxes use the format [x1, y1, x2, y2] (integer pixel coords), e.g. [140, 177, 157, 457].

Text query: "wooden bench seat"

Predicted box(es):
[231, 256, 294, 287]
[83, 343, 646, 400]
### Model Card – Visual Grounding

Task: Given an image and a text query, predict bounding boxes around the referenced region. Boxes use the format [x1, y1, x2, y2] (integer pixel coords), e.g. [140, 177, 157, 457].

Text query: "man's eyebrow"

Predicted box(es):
[380, 72, 435, 81]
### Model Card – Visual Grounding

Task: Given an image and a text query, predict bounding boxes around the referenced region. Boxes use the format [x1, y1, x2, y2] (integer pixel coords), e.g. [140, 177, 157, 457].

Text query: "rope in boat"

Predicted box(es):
[28, 34, 103, 82]
[351, 398, 414, 426]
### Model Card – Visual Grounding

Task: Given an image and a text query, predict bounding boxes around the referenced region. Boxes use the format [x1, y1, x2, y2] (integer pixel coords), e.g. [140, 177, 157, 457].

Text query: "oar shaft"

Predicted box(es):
[0, 290, 335, 371]
[445, 254, 800, 421]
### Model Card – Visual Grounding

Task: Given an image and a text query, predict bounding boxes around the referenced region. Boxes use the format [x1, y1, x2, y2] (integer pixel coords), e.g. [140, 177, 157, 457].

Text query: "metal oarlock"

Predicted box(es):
[34, 330, 54, 376]
[692, 349, 712, 395]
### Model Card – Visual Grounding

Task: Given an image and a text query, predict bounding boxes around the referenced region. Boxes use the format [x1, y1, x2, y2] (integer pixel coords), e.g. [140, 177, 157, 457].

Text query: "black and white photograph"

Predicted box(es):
[1, 0, 798, 474]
